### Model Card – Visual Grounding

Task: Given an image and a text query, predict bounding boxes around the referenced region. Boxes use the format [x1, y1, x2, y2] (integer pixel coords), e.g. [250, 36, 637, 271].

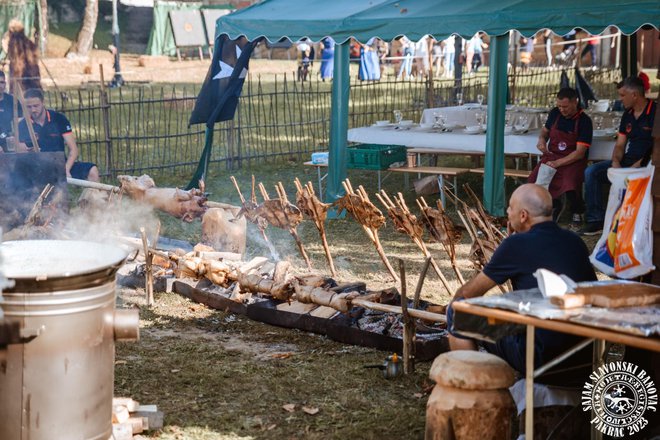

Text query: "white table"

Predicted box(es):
[347, 125, 615, 161]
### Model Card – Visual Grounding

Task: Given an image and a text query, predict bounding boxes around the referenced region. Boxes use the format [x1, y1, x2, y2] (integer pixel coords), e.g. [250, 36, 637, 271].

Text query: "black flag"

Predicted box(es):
[189, 35, 260, 127]
[186, 35, 261, 189]
[574, 67, 597, 109]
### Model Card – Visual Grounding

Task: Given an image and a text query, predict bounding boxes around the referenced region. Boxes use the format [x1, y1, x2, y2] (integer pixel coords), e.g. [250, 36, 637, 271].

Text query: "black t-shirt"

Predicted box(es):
[18, 109, 73, 152]
[619, 99, 657, 167]
[544, 107, 593, 148]
[484, 221, 597, 289]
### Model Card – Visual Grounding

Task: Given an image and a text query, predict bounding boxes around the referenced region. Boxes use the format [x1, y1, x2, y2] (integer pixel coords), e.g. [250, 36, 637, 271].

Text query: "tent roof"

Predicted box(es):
[216, 0, 660, 43]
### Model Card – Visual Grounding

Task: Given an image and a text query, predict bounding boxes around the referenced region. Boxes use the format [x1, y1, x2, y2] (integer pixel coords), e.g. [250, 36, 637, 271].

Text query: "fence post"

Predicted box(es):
[99, 65, 114, 178]
[226, 120, 235, 170]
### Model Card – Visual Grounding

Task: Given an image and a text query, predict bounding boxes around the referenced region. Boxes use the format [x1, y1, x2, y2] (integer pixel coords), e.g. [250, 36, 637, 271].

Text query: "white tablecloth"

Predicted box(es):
[347, 125, 614, 161]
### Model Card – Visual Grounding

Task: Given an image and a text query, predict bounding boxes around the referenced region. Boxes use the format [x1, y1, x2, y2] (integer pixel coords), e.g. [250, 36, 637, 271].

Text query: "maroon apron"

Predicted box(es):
[527, 113, 588, 199]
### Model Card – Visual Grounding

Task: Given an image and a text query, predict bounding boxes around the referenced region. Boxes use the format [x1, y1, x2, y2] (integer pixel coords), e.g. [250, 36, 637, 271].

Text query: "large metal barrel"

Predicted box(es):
[0, 240, 139, 440]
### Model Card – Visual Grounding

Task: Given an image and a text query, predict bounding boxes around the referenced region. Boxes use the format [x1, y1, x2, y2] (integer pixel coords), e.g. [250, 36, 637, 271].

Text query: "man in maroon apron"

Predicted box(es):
[528, 88, 593, 226]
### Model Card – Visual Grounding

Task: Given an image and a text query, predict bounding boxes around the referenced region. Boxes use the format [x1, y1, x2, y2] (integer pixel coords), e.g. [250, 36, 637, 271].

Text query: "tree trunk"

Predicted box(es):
[37, 0, 48, 55]
[66, 0, 98, 58]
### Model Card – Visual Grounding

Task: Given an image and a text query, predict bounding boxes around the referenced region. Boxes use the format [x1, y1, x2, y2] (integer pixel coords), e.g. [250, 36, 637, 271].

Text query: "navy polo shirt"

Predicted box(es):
[18, 109, 72, 152]
[618, 99, 657, 167]
[0, 93, 19, 148]
[484, 221, 597, 289]
[544, 107, 593, 148]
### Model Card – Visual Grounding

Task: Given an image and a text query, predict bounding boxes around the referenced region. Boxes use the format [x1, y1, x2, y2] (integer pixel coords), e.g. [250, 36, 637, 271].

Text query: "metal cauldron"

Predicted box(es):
[0, 240, 139, 440]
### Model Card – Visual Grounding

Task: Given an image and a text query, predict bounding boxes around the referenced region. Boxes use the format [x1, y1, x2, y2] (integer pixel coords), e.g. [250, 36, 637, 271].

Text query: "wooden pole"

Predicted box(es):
[413, 256, 432, 309]
[399, 259, 415, 374]
[99, 64, 114, 178]
[140, 227, 154, 306]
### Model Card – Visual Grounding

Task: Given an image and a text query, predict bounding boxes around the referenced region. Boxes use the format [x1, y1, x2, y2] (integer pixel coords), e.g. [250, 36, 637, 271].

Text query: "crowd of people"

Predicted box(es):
[447, 74, 657, 389]
[295, 28, 613, 82]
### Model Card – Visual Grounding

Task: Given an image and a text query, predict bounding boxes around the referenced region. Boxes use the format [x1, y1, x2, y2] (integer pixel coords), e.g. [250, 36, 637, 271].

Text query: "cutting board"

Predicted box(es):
[550, 283, 660, 309]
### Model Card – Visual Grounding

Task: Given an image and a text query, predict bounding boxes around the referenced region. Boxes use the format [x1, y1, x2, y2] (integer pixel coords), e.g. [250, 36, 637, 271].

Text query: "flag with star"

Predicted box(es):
[189, 35, 259, 126]
[186, 35, 261, 189]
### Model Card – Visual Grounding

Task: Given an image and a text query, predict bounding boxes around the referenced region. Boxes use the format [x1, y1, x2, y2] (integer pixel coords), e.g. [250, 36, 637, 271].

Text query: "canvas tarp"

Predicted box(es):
[146, 0, 203, 56]
[209, 0, 660, 213]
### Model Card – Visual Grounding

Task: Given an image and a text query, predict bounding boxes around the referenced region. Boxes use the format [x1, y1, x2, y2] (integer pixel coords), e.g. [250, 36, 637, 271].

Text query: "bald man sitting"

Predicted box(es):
[446, 184, 597, 384]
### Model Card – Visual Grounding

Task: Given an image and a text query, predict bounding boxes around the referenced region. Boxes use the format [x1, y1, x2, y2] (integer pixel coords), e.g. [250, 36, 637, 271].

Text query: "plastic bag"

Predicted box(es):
[590, 164, 655, 278]
[534, 163, 557, 190]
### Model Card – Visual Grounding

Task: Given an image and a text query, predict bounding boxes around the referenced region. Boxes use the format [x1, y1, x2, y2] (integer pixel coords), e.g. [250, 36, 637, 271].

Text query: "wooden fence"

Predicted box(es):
[42, 67, 621, 179]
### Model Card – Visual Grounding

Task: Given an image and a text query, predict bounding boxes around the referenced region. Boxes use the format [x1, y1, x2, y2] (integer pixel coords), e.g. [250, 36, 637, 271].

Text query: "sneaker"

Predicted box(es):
[578, 222, 603, 236]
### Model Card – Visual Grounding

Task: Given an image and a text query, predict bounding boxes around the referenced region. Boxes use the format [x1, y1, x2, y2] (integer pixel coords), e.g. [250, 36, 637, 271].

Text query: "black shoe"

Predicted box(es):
[579, 222, 603, 236]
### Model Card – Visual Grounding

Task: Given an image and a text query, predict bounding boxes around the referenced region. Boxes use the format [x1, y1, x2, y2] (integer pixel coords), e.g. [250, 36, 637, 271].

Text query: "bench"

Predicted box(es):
[468, 168, 532, 179]
[303, 161, 385, 198]
[388, 166, 471, 205]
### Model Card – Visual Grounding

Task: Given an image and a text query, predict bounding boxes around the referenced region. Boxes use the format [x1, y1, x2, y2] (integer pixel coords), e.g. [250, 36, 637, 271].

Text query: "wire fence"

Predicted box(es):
[41, 66, 622, 180]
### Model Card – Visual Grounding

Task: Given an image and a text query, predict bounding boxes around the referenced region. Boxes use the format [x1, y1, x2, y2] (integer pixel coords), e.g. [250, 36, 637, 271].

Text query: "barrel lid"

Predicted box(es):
[1, 240, 127, 291]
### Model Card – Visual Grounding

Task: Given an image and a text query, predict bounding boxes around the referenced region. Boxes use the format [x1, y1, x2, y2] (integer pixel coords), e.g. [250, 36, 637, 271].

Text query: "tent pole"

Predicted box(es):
[326, 41, 350, 204]
[483, 34, 508, 216]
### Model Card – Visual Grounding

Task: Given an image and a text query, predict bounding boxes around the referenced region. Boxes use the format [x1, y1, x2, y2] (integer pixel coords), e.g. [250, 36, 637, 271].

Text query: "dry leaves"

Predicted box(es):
[302, 406, 319, 415]
[282, 403, 296, 413]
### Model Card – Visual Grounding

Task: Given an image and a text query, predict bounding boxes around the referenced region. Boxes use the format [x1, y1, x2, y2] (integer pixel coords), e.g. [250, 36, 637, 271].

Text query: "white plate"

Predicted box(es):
[443, 123, 461, 130]
[463, 128, 484, 135]
[419, 123, 434, 129]
[374, 120, 390, 126]
[399, 120, 414, 126]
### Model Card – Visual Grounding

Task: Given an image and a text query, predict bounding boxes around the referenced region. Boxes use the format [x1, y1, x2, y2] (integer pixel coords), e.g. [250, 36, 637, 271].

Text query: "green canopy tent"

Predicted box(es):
[212, 0, 660, 214]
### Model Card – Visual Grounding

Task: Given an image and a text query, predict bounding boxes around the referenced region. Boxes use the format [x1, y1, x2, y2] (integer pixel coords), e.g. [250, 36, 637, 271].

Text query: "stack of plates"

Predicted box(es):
[464, 125, 484, 134]
[593, 129, 616, 139]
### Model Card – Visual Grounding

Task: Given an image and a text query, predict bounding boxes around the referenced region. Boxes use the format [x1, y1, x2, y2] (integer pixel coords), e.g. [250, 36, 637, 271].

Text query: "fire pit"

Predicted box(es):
[0, 240, 139, 440]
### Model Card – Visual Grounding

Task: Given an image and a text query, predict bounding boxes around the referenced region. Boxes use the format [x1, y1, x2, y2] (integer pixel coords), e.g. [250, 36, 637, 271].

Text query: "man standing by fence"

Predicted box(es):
[0, 72, 20, 152]
[17, 88, 99, 182]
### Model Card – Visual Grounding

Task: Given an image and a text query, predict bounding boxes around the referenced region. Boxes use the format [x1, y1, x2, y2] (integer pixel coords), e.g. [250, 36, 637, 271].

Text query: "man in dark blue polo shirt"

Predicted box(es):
[580, 76, 657, 235]
[447, 184, 596, 382]
[17, 88, 99, 181]
[0, 72, 20, 152]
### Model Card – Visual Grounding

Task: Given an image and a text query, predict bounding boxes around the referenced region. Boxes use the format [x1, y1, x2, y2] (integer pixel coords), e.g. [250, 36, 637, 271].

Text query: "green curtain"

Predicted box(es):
[0, 0, 36, 39]
[146, 0, 202, 56]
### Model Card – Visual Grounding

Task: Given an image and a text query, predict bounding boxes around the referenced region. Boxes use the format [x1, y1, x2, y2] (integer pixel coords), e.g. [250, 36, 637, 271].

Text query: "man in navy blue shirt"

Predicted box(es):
[0, 72, 20, 152]
[580, 76, 657, 235]
[17, 88, 99, 181]
[447, 184, 596, 381]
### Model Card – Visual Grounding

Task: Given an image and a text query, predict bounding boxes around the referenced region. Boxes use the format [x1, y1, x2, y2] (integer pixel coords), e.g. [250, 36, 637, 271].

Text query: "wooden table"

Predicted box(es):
[452, 299, 660, 440]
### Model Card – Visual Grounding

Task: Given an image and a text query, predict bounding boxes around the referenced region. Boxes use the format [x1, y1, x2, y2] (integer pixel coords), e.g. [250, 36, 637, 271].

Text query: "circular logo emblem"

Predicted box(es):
[582, 361, 657, 437]
[558, 141, 567, 151]
[184, 22, 193, 32]
[626, 122, 633, 133]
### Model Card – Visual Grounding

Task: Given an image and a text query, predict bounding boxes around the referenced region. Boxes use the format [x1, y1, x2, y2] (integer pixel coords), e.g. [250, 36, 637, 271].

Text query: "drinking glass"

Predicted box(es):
[548, 97, 555, 110]
[519, 114, 529, 129]
[505, 112, 512, 127]
[587, 99, 596, 110]
[475, 112, 483, 127]
[434, 112, 446, 128]
[393, 110, 402, 124]
[611, 116, 621, 131]
[539, 113, 548, 127]
[456, 93, 463, 106]
[593, 115, 603, 130]
[477, 94, 484, 107]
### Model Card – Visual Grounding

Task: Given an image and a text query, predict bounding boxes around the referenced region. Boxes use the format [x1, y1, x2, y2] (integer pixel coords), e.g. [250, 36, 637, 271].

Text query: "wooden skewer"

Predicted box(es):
[250, 175, 257, 203]
[258, 182, 270, 201]
[230, 176, 246, 204]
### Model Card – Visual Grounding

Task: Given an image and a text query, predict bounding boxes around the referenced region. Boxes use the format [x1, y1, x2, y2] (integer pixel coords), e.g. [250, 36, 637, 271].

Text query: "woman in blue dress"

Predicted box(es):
[320, 37, 335, 81]
[358, 37, 381, 81]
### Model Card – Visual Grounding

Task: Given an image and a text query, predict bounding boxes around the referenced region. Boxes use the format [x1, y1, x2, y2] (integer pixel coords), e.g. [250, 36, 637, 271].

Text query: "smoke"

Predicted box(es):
[56, 189, 160, 247]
